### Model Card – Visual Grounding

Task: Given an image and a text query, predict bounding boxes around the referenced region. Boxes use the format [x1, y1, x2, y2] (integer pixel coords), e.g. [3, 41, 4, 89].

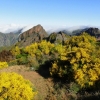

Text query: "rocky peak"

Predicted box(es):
[25, 24, 45, 35]
[18, 24, 48, 47]
[84, 27, 100, 36]
[47, 31, 70, 44]
[76, 27, 100, 39]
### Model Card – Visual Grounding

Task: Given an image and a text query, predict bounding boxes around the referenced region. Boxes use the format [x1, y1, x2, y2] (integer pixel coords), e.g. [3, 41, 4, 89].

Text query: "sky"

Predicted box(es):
[0, 0, 100, 32]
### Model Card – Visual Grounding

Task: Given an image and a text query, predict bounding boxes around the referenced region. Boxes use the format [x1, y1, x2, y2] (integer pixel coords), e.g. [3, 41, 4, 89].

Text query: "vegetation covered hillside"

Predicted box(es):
[0, 32, 100, 100]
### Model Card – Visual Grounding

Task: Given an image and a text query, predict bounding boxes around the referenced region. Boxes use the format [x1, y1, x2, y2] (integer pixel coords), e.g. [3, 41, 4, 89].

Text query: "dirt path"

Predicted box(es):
[0, 65, 53, 100]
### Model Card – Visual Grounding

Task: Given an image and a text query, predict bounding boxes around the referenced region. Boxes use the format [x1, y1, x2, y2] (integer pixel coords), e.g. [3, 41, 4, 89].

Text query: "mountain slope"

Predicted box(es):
[0, 32, 19, 47]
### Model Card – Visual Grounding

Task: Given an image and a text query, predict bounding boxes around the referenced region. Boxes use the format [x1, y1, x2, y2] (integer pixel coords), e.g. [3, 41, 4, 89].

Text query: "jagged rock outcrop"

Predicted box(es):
[76, 27, 100, 39]
[18, 24, 48, 47]
[47, 31, 70, 44]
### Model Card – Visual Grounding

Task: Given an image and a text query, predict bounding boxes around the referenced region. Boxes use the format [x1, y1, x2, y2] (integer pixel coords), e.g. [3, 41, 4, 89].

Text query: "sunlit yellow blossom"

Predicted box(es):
[0, 72, 37, 100]
[0, 62, 8, 69]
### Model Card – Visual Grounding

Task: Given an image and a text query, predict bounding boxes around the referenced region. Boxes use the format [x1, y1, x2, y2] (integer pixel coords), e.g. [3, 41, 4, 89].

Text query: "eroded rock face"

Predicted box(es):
[47, 31, 70, 44]
[18, 24, 48, 47]
[83, 28, 100, 36]
[76, 27, 100, 39]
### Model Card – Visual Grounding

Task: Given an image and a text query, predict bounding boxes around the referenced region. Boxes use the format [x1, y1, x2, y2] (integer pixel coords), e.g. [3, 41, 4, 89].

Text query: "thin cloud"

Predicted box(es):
[0, 24, 24, 33]
[0, 24, 99, 34]
[21, 25, 34, 33]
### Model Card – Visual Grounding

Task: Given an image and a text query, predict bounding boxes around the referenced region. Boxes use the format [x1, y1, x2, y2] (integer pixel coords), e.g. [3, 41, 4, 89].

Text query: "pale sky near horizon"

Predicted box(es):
[0, 0, 100, 28]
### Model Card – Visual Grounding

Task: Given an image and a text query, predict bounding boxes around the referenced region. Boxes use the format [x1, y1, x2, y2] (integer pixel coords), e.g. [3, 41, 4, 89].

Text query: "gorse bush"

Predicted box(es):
[0, 72, 37, 100]
[11, 40, 65, 70]
[0, 62, 8, 69]
[24, 40, 54, 56]
[11, 46, 20, 56]
[50, 33, 100, 88]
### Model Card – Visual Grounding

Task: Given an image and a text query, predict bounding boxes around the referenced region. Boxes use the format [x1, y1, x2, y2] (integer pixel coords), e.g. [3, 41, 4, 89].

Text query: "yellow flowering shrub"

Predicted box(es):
[11, 46, 20, 56]
[0, 72, 37, 100]
[25, 41, 67, 70]
[24, 40, 66, 58]
[51, 44, 66, 56]
[25, 40, 55, 56]
[74, 61, 100, 87]
[10, 40, 66, 70]
[65, 33, 96, 49]
[70, 51, 100, 88]
[50, 61, 67, 77]
[38, 40, 55, 55]
[50, 33, 100, 88]
[0, 62, 8, 69]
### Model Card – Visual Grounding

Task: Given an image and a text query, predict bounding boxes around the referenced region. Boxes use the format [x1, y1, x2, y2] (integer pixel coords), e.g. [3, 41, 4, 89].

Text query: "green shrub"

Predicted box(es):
[17, 56, 28, 65]
[8, 59, 18, 66]
[27, 56, 39, 71]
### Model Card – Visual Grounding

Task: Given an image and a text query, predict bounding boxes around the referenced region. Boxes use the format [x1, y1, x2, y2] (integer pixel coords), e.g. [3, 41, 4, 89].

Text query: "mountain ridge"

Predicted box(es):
[0, 24, 100, 47]
[18, 24, 48, 47]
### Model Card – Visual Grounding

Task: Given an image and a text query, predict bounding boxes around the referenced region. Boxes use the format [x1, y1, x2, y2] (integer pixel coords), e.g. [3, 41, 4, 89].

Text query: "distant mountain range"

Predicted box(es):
[0, 24, 100, 47]
[0, 32, 19, 47]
